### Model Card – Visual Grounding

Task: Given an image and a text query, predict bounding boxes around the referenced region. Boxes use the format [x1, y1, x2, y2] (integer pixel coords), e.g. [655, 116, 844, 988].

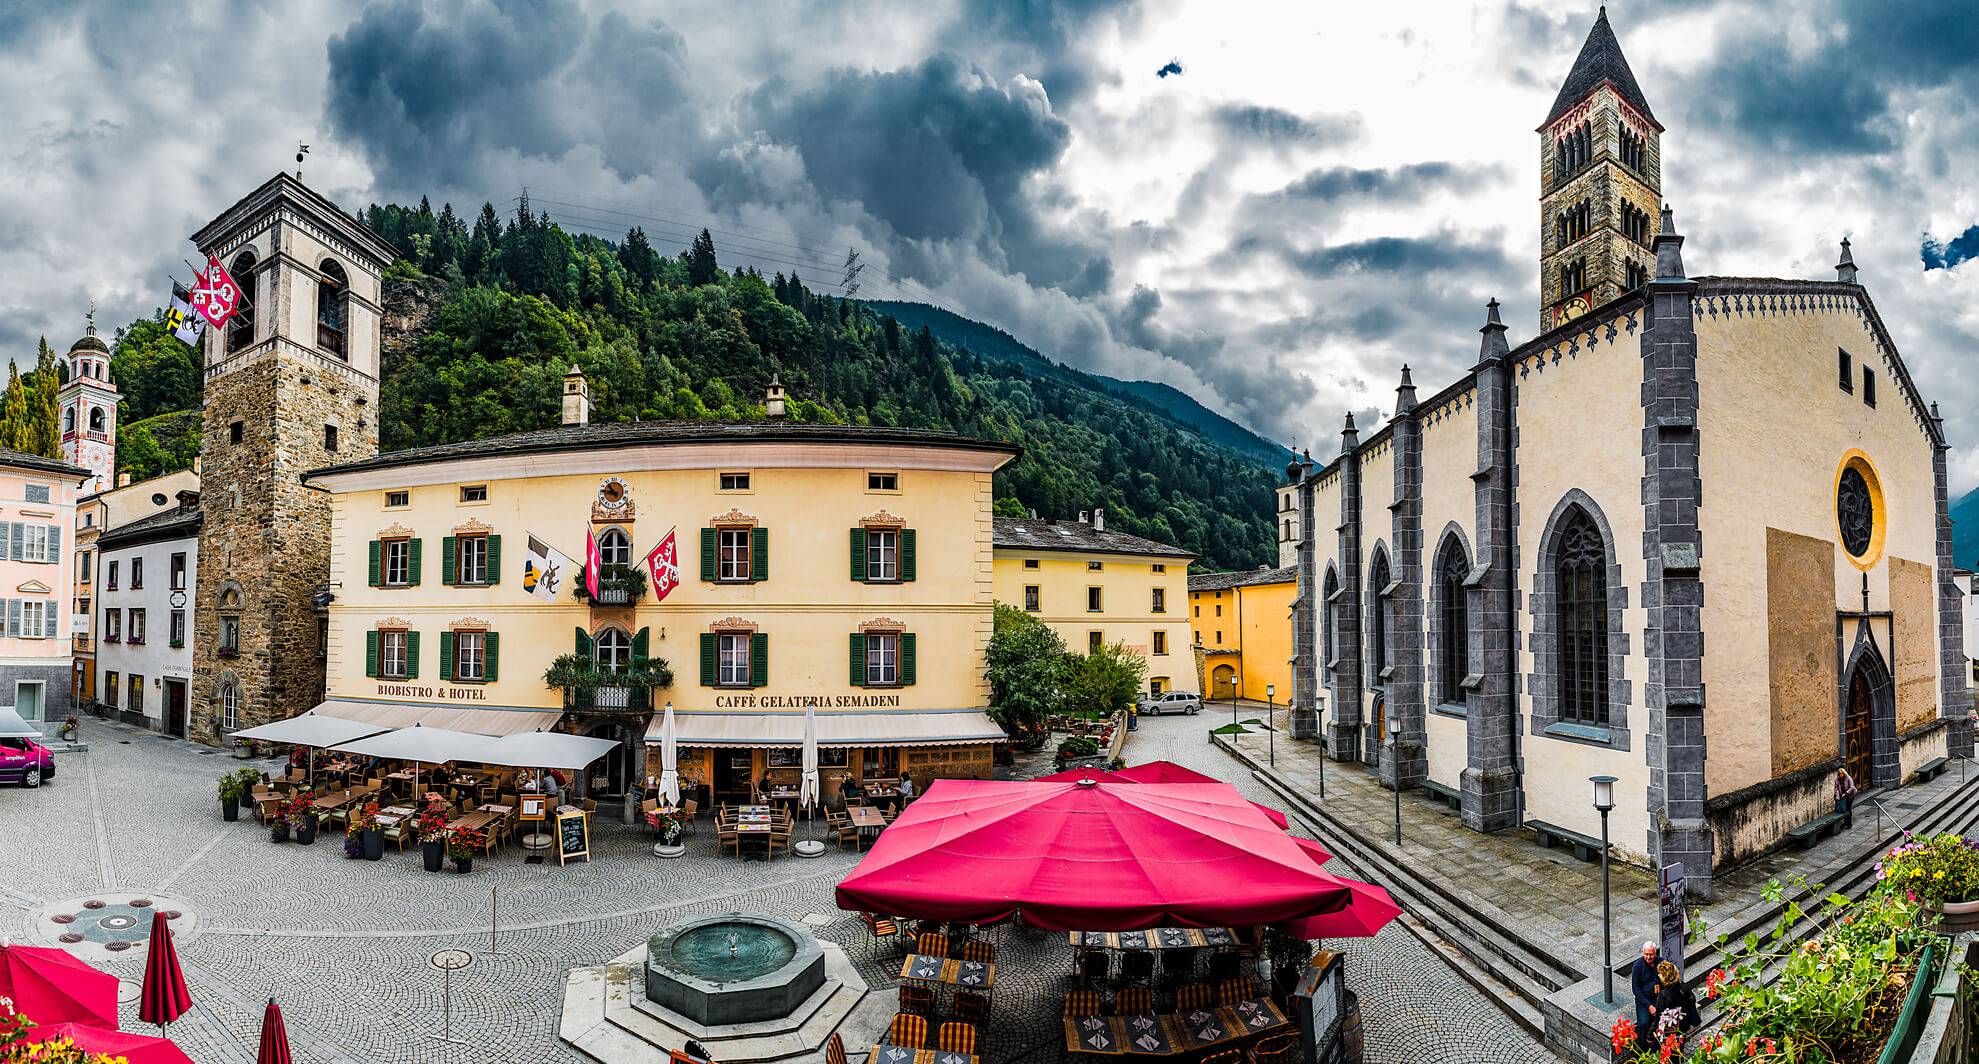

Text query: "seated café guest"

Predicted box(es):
[758, 773, 774, 797]
[840, 776, 864, 803]
[897, 771, 917, 802]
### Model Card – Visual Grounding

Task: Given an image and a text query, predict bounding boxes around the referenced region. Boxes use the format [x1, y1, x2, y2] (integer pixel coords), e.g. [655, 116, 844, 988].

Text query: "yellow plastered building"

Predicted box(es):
[990, 512, 1196, 695]
[1188, 566, 1296, 703]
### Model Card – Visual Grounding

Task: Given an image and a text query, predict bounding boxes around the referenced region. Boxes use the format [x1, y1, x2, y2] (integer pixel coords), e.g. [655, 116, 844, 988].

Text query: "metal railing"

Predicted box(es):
[562, 686, 652, 713]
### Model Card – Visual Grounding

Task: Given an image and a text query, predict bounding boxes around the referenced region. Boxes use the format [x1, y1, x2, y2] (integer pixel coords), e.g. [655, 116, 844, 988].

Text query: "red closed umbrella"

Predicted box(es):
[257, 997, 294, 1064]
[0, 944, 118, 1028]
[837, 778, 1370, 931]
[1033, 760, 1296, 831]
[138, 911, 194, 1032]
[21, 1022, 196, 1064]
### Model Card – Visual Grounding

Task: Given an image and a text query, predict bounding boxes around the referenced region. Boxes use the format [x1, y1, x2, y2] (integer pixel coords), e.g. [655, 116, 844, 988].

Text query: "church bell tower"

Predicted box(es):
[187, 175, 395, 744]
[58, 314, 119, 495]
[1538, 6, 1663, 331]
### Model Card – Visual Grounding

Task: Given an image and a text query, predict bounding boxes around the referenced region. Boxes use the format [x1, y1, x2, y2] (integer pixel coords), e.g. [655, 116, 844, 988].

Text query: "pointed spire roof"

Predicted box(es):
[1542, 7, 1660, 131]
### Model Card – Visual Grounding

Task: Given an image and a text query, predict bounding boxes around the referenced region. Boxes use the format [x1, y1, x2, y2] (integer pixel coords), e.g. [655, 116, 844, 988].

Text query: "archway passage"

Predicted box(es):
[583, 720, 640, 797]
[1843, 667, 1874, 786]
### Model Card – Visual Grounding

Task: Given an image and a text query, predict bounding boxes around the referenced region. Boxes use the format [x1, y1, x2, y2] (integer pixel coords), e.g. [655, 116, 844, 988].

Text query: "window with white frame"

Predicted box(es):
[380, 630, 408, 679]
[22, 601, 49, 639]
[596, 628, 632, 673]
[383, 539, 410, 586]
[456, 535, 489, 584]
[220, 682, 239, 730]
[170, 552, 187, 590]
[717, 632, 751, 686]
[131, 557, 144, 588]
[866, 529, 898, 581]
[105, 608, 121, 642]
[128, 609, 145, 645]
[21, 524, 50, 563]
[454, 631, 487, 681]
[599, 529, 632, 568]
[865, 632, 899, 686]
[170, 609, 185, 647]
[718, 529, 752, 582]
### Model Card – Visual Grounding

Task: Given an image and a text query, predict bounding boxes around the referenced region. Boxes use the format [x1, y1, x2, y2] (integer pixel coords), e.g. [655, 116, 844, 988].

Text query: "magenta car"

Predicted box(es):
[0, 734, 54, 787]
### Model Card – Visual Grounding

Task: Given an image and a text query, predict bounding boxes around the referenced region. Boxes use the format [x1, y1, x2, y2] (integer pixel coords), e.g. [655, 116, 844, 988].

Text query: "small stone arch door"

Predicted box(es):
[1369, 693, 1386, 769]
[1211, 664, 1238, 700]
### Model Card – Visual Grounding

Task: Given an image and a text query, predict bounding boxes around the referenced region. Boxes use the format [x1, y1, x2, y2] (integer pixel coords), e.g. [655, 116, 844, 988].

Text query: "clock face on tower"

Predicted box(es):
[1554, 294, 1592, 326]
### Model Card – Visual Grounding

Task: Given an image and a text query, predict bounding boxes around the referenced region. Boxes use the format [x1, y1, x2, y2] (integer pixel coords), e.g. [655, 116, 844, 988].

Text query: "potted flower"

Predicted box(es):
[418, 806, 451, 873]
[232, 736, 256, 759]
[347, 801, 385, 861]
[343, 821, 366, 859]
[270, 794, 306, 843]
[448, 826, 485, 873]
[217, 768, 255, 822]
[292, 801, 320, 846]
[1876, 831, 1979, 932]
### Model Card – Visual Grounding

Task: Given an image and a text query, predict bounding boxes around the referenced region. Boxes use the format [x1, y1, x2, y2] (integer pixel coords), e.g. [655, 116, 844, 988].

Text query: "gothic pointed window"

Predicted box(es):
[1556, 509, 1609, 725]
[1367, 551, 1390, 687]
[1437, 540, 1469, 706]
[1321, 568, 1339, 668]
[317, 259, 348, 358]
[227, 251, 256, 354]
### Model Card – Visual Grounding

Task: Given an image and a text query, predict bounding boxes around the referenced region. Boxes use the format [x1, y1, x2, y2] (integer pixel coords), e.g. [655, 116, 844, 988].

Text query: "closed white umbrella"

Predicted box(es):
[657, 701, 680, 807]
[795, 704, 824, 857]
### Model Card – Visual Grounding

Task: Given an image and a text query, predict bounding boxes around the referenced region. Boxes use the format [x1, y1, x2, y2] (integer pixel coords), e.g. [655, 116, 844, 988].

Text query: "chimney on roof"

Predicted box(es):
[1078, 510, 1089, 524]
[561, 364, 589, 427]
[765, 375, 787, 419]
[176, 489, 200, 508]
[1093, 507, 1105, 532]
[117, 471, 131, 488]
[191, 456, 201, 474]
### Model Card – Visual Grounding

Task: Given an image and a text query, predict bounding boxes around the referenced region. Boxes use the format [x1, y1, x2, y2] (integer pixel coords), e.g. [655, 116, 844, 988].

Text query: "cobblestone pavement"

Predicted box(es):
[2, 715, 1552, 1064]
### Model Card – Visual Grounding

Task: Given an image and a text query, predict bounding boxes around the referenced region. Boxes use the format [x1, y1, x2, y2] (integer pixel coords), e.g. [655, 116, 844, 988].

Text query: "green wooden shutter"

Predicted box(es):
[575, 626, 593, 658]
[368, 540, 382, 587]
[900, 529, 917, 582]
[699, 633, 717, 686]
[484, 632, 500, 681]
[365, 631, 378, 678]
[406, 632, 420, 678]
[901, 633, 917, 686]
[700, 528, 717, 581]
[441, 536, 457, 585]
[632, 627, 650, 663]
[440, 631, 456, 682]
[485, 535, 502, 585]
[849, 528, 867, 582]
[750, 632, 769, 687]
[408, 538, 423, 585]
[751, 528, 768, 582]
[849, 633, 866, 687]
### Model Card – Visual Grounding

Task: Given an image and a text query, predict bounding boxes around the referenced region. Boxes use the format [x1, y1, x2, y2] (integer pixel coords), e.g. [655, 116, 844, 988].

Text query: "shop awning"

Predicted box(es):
[642, 709, 1005, 748]
[229, 714, 390, 748]
[310, 699, 561, 737]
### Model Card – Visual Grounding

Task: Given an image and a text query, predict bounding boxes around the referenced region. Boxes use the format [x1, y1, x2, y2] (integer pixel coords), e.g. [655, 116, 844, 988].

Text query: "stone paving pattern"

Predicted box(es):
[3, 713, 1553, 1064]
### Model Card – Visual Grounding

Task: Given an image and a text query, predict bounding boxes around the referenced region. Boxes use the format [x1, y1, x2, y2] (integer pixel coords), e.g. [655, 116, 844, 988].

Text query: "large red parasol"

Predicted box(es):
[20, 1022, 196, 1064]
[138, 911, 193, 1031]
[836, 778, 1377, 931]
[1033, 760, 1293, 830]
[1276, 837, 1402, 939]
[0, 944, 118, 1028]
[256, 997, 294, 1064]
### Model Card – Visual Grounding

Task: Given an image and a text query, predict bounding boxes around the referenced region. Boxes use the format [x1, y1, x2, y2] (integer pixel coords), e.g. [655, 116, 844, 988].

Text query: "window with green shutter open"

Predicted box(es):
[850, 527, 915, 583]
[705, 527, 766, 583]
[703, 629, 766, 687]
[850, 631, 915, 687]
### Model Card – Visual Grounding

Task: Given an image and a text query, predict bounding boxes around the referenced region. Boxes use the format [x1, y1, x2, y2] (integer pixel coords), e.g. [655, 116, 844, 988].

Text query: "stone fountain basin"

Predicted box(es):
[645, 913, 826, 1026]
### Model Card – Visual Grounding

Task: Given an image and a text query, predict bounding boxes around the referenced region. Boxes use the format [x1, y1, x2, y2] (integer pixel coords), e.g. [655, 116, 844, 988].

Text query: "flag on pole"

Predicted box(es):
[163, 285, 205, 347]
[190, 255, 241, 329]
[523, 535, 575, 602]
[643, 527, 680, 603]
[585, 528, 602, 599]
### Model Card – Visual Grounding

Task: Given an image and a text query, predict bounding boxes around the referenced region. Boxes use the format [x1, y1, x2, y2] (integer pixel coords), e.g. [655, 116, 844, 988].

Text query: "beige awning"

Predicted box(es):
[311, 699, 561, 738]
[643, 709, 1005, 749]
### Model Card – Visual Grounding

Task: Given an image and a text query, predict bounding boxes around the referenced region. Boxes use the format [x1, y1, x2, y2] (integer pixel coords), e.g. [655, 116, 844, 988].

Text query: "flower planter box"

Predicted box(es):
[1932, 898, 1979, 934]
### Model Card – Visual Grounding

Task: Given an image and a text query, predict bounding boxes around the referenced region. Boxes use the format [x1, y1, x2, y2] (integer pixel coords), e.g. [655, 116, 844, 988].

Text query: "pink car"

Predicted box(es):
[0, 734, 54, 787]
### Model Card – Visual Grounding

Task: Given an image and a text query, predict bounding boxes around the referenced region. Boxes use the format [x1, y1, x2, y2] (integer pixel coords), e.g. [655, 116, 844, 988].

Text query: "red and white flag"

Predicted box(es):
[190, 255, 242, 329]
[585, 528, 602, 599]
[644, 527, 681, 603]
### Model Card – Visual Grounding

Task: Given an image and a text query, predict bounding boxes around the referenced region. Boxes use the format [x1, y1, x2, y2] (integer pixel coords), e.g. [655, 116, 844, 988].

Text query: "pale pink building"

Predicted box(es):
[0, 449, 91, 729]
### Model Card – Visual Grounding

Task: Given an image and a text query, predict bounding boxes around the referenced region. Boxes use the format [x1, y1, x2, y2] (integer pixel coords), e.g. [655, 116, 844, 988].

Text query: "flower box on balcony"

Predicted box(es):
[572, 565, 648, 606]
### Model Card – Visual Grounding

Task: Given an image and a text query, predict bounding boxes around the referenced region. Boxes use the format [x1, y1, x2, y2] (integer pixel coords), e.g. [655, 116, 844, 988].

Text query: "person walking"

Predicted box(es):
[1629, 941, 1660, 1049]
[1653, 961, 1700, 1043]
[1834, 766, 1858, 821]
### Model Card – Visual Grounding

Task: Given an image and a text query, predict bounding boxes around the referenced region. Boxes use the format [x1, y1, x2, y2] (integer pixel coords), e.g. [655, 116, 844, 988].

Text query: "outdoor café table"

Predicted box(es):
[898, 954, 995, 990]
[311, 789, 359, 813]
[1062, 1000, 1286, 1058]
[478, 803, 513, 815]
[848, 805, 888, 842]
[870, 1046, 976, 1064]
[449, 811, 498, 834]
[1070, 927, 1237, 950]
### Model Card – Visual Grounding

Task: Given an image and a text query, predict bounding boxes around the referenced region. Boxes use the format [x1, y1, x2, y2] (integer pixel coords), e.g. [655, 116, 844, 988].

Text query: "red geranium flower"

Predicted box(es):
[1610, 1016, 1638, 1054]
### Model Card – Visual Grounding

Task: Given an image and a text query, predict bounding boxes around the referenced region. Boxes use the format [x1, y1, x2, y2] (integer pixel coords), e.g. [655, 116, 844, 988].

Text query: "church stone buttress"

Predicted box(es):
[1538, 6, 1663, 332]
[188, 175, 395, 744]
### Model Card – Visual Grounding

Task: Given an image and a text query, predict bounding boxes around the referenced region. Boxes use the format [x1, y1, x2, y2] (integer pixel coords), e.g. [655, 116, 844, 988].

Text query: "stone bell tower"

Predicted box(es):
[187, 175, 395, 744]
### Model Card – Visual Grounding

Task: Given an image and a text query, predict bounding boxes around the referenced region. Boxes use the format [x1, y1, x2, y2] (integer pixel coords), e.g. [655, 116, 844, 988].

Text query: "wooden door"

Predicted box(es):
[1370, 695, 1386, 768]
[1844, 670, 1874, 785]
[165, 680, 187, 739]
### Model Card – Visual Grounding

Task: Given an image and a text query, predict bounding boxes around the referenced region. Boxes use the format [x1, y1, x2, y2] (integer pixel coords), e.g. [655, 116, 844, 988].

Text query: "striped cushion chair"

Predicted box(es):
[916, 932, 950, 958]
[1112, 988, 1152, 1015]
[1174, 983, 1214, 1011]
[936, 1021, 977, 1056]
[887, 1012, 929, 1049]
[823, 1033, 849, 1064]
[1215, 977, 1258, 1005]
[1063, 989, 1103, 1017]
[960, 939, 995, 964]
[863, 912, 903, 954]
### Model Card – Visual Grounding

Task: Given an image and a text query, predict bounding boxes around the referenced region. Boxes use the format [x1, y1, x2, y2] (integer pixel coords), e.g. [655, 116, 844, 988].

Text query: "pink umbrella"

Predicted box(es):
[1276, 837, 1401, 939]
[1033, 760, 1294, 830]
[257, 997, 294, 1064]
[139, 911, 193, 1033]
[0, 944, 118, 1028]
[837, 778, 1372, 931]
[21, 1022, 196, 1064]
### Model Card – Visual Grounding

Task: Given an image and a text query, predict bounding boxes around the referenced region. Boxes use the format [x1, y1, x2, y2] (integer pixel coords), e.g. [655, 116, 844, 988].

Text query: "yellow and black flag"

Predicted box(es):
[163, 284, 204, 347]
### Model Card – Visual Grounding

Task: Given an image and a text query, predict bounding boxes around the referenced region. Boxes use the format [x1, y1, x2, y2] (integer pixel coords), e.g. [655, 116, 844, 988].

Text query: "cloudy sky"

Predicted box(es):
[6, 0, 1979, 487]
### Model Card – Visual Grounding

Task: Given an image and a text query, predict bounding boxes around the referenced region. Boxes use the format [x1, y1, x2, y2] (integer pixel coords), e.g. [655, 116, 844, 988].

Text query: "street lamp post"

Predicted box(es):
[1265, 684, 1276, 766]
[1592, 774, 1618, 1007]
[1315, 698, 1326, 800]
[1388, 716, 1403, 845]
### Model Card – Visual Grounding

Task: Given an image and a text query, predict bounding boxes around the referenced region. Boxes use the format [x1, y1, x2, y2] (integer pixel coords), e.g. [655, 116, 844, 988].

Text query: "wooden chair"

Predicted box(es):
[960, 939, 995, 964]
[898, 983, 935, 1015]
[886, 1013, 928, 1049]
[832, 817, 862, 852]
[952, 990, 990, 1024]
[1198, 1049, 1243, 1064]
[717, 823, 741, 857]
[681, 799, 699, 836]
[862, 913, 903, 956]
[1215, 976, 1258, 1005]
[916, 932, 949, 958]
[1063, 989, 1103, 1017]
[1248, 1032, 1299, 1064]
[640, 799, 661, 835]
[765, 830, 789, 859]
[383, 817, 412, 851]
[823, 1033, 848, 1064]
[1113, 988, 1152, 1015]
[1174, 983, 1213, 1011]
[936, 1022, 977, 1055]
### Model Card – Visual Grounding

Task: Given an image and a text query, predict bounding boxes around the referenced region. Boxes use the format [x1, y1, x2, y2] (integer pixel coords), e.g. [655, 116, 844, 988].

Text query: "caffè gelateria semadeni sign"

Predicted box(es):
[376, 684, 489, 701]
[712, 692, 904, 709]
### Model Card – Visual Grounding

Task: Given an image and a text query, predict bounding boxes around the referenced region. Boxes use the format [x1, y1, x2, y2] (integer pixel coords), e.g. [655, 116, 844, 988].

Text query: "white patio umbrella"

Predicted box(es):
[477, 730, 618, 771]
[232, 714, 392, 786]
[656, 701, 680, 807]
[795, 704, 824, 857]
[330, 724, 496, 800]
[0, 706, 39, 738]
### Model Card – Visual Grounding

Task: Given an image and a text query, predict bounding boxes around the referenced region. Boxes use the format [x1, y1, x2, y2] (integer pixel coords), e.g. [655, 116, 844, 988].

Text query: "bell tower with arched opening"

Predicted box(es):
[58, 313, 120, 495]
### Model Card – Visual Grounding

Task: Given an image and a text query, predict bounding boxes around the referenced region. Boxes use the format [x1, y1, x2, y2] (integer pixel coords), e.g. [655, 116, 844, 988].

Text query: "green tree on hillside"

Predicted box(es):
[686, 229, 720, 287]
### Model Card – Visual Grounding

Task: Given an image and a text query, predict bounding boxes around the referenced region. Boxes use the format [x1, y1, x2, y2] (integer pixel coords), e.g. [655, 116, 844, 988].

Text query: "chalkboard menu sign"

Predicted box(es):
[556, 809, 589, 865]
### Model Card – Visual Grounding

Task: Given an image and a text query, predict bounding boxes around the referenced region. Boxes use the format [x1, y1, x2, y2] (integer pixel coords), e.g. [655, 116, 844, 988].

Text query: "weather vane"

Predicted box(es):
[296, 143, 310, 180]
[86, 298, 95, 333]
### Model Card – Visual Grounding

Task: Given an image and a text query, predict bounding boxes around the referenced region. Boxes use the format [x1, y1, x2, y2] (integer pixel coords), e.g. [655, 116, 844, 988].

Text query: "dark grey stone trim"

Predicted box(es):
[1290, 458, 1320, 740]
[1364, 539, 1392, 767]
[1431, 702, 1469, 719]
[1838, 619, 1899, 789]
[1330, 423, 1365, 763]
[1540, 720, 1618, 748]
[1463, 313, 1521, 834]
[1931, 426, 1974, 758]
[1382, 386, 1426, 790]
[1527, 489, 1633, 750]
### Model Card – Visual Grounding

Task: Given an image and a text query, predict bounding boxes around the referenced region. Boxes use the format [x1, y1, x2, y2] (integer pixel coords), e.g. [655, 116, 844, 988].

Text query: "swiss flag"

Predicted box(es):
[644, 527, 681, 603]
[190, 255, 242, 329]
[585, 528, 601, 599]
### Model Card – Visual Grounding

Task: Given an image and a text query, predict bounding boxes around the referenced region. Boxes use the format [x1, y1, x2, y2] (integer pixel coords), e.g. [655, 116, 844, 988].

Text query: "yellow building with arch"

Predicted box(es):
[1189, 566, 1296, 703]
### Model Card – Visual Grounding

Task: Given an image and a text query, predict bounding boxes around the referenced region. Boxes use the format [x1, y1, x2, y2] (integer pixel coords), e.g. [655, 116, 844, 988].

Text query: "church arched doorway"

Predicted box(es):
[1369, 694, 1386, 769]
[1843, 668, 1874, 786]
[1839, 627, 1897, 789]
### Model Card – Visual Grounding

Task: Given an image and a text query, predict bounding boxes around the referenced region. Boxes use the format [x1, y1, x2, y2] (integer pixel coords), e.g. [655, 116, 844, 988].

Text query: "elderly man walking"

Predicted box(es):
[1629, 941, 1660, 1049]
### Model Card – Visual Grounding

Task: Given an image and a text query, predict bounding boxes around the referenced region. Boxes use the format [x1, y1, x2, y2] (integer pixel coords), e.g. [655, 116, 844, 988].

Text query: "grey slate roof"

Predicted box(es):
[991, 517, 1194, 560]
[0, 448, 91, 480]
[1188, 565, 1296, 593]
[305, 420, 1021, 481]
[1542, 7, 1659, 130]
[98, 503, 201, 550]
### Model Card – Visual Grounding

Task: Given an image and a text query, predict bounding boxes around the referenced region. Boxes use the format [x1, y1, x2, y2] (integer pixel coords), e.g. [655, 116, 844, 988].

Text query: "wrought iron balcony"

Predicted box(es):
[562, 685, 653, 713]
[573, 565, 647, 608]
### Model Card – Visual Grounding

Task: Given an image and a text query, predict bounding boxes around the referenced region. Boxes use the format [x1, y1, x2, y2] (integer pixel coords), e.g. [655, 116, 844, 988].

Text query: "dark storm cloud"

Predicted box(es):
[1110, 285, 1222, 366]
[956, 0, 1145, 101]
[1923, 225, 1979, 271]
[1281, 233, 1513, 279]
[1210, 104, 1361, 148]
[1268, 162, 1473, 203]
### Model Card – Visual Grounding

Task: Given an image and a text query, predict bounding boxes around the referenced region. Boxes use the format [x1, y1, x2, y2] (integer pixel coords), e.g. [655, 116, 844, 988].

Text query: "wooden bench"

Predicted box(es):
[1421, 779, 1461, 813]
[1914, 756, 1950, 784]
[1530, 820, 1604, 862]
[1786, 809, 1850, 849]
